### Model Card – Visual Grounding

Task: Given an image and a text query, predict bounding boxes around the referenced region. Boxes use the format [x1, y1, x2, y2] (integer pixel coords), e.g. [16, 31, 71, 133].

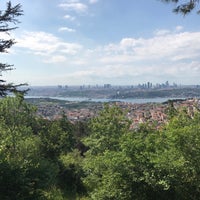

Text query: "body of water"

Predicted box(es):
[25, 96, 187, 104]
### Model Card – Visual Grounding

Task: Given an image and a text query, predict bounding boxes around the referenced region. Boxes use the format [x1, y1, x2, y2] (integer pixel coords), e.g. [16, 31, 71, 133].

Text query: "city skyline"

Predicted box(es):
[1, 0, 200, 86]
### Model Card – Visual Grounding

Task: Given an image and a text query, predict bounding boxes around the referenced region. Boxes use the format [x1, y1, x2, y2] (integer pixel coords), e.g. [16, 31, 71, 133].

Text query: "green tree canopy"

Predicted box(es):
[82, 105, 200, 199]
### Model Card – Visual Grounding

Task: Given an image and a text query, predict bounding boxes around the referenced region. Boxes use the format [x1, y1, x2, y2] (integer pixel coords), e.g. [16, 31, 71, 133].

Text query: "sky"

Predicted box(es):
[1, 0, 200, 86]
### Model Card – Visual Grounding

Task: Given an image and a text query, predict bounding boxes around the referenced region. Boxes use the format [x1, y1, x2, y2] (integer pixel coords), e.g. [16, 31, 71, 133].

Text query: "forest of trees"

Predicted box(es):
[0, 94, 200, 199]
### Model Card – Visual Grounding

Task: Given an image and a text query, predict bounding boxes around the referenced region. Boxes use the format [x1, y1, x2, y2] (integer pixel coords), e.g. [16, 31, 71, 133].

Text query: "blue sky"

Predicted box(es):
[1, 0, 200, 86]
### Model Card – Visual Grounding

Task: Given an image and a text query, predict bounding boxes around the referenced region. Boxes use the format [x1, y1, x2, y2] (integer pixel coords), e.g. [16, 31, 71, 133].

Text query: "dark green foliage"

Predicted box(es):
[0, 1, 25, 96]
[0, 156, 58, 200]
[38, 117, 76, 160]
[0, 95, 59, 199]
[161, 0, 200, 15]
[58, 150, 86, 197]
[0, 95, 80, 199]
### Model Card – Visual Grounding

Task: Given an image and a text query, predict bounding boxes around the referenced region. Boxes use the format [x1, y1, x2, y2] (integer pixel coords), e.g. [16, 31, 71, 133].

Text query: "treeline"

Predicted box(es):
[112, 87, 200, 99]
[1, 94, 200, 199]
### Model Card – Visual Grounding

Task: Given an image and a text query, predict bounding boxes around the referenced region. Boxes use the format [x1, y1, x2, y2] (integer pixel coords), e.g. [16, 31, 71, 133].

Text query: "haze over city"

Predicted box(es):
[1, 0, 200, 86]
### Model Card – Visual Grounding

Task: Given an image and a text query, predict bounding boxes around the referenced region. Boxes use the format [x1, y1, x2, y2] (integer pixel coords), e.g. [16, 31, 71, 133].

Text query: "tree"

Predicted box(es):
[0, 1, 23, 96]
[83, 104, 131, 155]
[38, 117, 76, 160]
[161, 0, 200, 15]
[0, 95, 59, 199]
[82, 105, 134, 199]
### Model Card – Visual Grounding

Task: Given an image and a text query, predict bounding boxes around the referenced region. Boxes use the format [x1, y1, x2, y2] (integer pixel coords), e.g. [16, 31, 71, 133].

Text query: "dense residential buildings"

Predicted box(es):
[31, 98, 200, 129]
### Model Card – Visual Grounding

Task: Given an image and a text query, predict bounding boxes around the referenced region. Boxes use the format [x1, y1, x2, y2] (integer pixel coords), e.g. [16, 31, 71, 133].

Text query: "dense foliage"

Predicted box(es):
[0, 95, 84, 199]
[0, 95, 200, 199]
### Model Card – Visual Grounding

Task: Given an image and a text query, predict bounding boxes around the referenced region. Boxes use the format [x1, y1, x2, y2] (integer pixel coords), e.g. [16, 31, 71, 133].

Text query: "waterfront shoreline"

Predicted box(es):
[25, 95, 188, 104]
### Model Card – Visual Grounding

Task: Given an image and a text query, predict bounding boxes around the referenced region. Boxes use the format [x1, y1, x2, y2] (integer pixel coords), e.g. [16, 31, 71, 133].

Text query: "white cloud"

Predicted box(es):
[154, 29, 170, 36]
[101, 31, 200, 63]
[155, 26, 184, 36]
[43, 55, 67, 63]
[89, 0, 99, 4]
[58, 27, 76, 32]
[64, 14, 75, 21]
[120, 38, 139, 47]
[64, 0, 80, 2]
[16, 31, 59, 54]
[175, 25, 184, 32]
[59, 1, 88, 13]
[15, 31, 82, 63]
